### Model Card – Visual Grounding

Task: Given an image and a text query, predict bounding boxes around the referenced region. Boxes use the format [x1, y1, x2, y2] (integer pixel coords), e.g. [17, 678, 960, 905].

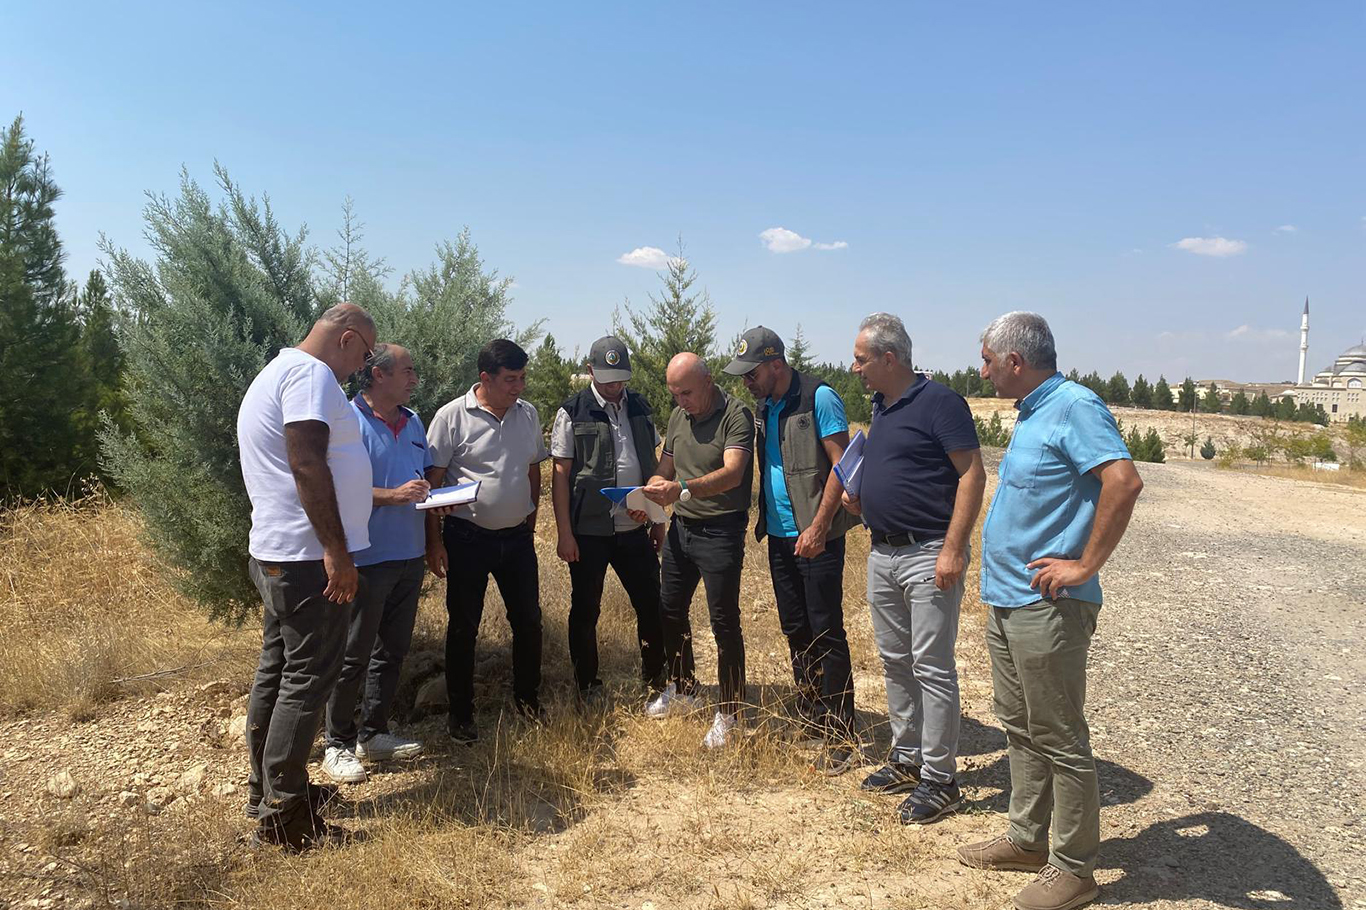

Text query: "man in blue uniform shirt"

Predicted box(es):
[957, 311, 1143, 910]
[322, 343, 432, 783]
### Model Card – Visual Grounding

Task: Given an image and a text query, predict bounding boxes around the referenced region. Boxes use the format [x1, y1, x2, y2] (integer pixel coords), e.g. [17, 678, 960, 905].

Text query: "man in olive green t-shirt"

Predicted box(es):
[642, 353, 754, 748]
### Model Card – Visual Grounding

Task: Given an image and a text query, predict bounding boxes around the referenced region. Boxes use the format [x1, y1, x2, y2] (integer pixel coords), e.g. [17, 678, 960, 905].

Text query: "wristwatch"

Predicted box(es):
[678, 479, 692, 502]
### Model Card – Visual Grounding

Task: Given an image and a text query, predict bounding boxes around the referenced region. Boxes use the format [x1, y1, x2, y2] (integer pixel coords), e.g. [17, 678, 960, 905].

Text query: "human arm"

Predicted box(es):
[643, 448, 750, 505]
[935, 448, 986, 590]
[373, 478, 430, 507]
[551, 457, 578, 562]
[284, 420, 357, 603]
[527, 460, 544, 531]
[424, 465, 449, 577]
[1029, 458, 1143, 598]
[795, 431, 851, 558]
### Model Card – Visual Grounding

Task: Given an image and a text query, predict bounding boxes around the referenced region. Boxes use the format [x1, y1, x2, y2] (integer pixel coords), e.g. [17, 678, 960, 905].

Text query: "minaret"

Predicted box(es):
[1297, 297, 1309, 385]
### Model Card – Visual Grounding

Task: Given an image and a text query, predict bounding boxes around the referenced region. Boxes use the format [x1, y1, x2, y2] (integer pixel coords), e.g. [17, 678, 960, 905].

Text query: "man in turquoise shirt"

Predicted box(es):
[958, 312, 1143, 910]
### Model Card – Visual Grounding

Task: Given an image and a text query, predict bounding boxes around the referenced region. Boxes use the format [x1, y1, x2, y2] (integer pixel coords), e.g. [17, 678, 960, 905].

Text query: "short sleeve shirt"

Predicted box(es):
[350, 396, 434, 566]
[763, 385, 848, 538]
[237, 347, 373, 561]
[550, 385, 661, 532]
[980, 373, 1132, 608]
[860, 377, 979, 540]
[663, 388, 754, 520]
[426, 385, 549, 530]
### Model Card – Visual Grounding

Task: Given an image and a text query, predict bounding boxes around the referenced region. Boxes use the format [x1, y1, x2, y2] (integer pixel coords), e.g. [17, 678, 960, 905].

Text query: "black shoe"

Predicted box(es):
[250, 813, 350, 852]
[578, 685, 608, 712]
[243, 782, 341, 820]
[898, 778, 962, 825]
[449, 719, 479, 746]
[860, 761, 922, 794]
[516, 700, 545, 722]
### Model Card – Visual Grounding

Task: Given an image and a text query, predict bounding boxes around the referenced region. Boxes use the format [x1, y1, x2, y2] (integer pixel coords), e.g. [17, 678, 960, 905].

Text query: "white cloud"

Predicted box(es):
[759, 226, 847, 254]
[1227, 325, 1290, 341]
[1274, 224, 1297, 234]
[1172, 236, 1247, 257]
[616, 246, 676, 269]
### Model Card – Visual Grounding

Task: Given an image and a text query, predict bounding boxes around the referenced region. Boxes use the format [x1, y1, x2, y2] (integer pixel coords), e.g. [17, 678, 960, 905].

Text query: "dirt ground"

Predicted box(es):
[1, 458, 1362, 909]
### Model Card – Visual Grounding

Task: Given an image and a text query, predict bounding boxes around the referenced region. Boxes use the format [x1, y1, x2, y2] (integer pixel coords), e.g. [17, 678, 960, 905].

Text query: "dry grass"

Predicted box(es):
[0, 493, 257, 718]
[1218, 462, 1366, 489]
[3, 480, 1005, 910]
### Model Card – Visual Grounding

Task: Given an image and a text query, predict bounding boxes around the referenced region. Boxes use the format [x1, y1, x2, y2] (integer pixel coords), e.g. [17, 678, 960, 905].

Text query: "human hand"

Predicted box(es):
[934, 546, 967, 591]
[393, 479, 431, 504]
[649, 521, 666, 553]
[426, 541, 449, 578]
[794, 523, 829, 559]
[626, 508, 650, 524]
[1027, 557, 1091, 600]
[557, 532, 579, 563]
[322, 548, 359, 603]
[841, 491, 862, 517]
[642, 479, 680, 506]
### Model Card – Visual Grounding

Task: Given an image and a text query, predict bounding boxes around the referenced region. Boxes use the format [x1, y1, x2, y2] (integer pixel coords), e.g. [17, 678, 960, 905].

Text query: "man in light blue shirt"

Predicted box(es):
[322, 344, 434, 784]
[957, 312, 1143, 910]
[724, 326, 860, 774]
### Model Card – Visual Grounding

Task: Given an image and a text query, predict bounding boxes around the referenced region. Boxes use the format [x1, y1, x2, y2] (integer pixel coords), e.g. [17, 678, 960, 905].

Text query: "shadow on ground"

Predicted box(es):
[1098, 811, 1341, 909]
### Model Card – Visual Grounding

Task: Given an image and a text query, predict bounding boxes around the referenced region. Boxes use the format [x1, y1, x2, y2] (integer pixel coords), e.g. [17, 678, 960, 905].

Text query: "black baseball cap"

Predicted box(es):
[588, 335, 632, 383]
[723, 326, 786, 375]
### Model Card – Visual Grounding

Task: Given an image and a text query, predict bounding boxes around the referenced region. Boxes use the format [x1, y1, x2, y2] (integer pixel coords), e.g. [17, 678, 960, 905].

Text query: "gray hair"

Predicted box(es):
[858, 312, 913, 365]
[358, 342, 399, 390]
[980, 311, 1057, 371]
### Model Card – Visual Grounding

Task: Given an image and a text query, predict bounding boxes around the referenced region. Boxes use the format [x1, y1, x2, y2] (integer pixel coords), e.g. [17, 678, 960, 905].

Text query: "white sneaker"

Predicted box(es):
[702, 711, 739, 749]
[356, 732, 424, 762]
[321, 746, 367, 784]
[645, 683, 701, 719]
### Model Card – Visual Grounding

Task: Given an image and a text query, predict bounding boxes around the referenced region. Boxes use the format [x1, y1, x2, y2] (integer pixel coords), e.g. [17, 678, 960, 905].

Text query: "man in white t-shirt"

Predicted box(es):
[236, 302, 376, 851]
[425, 339, 549, 746]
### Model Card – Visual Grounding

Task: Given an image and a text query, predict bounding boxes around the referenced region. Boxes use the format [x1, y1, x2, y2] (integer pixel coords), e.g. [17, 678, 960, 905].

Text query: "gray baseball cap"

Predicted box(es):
[723, 325, 786, 375]
[588, 335, 632, 382]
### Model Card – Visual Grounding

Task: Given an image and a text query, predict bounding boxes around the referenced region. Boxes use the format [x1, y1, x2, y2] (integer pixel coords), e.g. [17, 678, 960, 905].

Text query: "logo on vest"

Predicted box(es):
[737, 338, 749, 356]
[605, 349, 621, 365]
[797, 414, 811, 429]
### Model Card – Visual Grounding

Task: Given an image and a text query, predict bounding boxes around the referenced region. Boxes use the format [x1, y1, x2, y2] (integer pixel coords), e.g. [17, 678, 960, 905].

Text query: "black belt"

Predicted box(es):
[446, 516, 530, 538]
[870, 529, 919, 547]
[675, 512, 748, 530]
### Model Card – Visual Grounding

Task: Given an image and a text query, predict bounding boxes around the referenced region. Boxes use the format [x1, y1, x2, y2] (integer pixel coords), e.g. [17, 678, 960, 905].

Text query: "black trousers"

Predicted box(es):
[659, 513, 747, 713]
[767, 534, 855, 738]
[246, 558, 348, 830]
[567, 527, 665, 692]
[325, 556, 425, 748]
[442, 518, 542, 725]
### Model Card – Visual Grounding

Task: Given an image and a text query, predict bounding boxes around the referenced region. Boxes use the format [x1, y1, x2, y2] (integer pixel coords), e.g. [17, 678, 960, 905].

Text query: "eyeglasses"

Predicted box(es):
[346, 328, 376, 361]
[743, 366, 761, 381]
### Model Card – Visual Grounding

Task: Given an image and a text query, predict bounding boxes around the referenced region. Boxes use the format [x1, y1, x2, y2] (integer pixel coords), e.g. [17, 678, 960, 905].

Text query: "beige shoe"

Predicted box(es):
[1012, 864, 1099, 910]
[957, 834, 1048, 872]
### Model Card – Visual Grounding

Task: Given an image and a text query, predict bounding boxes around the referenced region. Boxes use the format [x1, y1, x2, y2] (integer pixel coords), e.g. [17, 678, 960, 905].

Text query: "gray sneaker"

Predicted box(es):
[357, 732, 424, 762]
[321, 746, 366, 784]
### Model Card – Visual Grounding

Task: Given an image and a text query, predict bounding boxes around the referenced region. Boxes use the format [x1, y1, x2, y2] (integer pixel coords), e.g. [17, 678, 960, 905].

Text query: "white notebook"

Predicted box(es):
[415, 481, 481, 511]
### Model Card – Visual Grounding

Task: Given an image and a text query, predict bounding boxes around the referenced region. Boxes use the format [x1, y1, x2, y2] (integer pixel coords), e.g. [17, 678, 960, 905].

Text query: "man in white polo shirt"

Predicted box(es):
[425, 339, 549, 745]
[236, 303, 375, 850]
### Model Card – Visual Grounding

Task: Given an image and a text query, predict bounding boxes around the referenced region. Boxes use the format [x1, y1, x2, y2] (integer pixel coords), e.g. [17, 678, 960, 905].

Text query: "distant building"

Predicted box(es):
[1296, 343, 1366, 422]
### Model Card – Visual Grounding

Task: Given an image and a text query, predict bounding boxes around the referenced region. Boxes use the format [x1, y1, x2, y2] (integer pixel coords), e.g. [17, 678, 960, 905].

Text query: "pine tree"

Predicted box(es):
[1143, 428, 1166, 463]
[1275, 396, 1296, 421]
[1251, 391, 1272, 417]
[1131, 374, 1153, 409]
[1153, 375, 1174, 411]
[1200, 437, 1216, 460]
[1080, 371, 1108, 401]
[1066, 368, 1081, 384]
[0, 114, 98, 498]
[523, 334, 577, 431]
[811, 362, 871, 424]
[1200, 383, 1222, 413]
[1106, 371, 1130, 407]
[787, 323, 815, 373]
[1178, 377, 1198, 412]
[1229, 390, 1250, 415]
[612, 242, 719, 421]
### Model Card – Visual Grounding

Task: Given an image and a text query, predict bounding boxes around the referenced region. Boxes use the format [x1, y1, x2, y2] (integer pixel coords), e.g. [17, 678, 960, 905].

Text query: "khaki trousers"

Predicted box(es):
[986, 597, 1101, 876]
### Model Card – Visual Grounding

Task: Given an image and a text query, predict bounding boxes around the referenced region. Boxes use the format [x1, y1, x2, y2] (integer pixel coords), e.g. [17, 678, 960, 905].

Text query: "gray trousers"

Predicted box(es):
[246, 558, 348, 828]
[325, 556, 425, 749]
[987, 597, 1101, 876]
[866, 538, 963, 784]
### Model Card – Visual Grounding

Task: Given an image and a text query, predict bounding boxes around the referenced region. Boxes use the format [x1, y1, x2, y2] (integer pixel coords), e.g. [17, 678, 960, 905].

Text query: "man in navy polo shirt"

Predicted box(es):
[957, 312, 1142, 910]
[843, 312, 985, 825]
[322, 343, 432, 784]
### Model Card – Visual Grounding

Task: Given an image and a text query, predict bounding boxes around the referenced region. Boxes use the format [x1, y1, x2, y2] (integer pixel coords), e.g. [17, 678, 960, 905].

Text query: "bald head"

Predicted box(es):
[299, 301, 376, 381]
[666, 351, 717, 417]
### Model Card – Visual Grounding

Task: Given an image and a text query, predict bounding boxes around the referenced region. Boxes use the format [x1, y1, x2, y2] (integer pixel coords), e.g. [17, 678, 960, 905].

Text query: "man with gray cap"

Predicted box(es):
[551, 336, 666, 707]
[724, 326, 861, 775]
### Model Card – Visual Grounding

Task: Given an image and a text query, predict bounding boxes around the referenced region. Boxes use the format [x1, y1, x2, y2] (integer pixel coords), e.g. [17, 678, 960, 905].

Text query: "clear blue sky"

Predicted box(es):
[4, 2, 1363, 382]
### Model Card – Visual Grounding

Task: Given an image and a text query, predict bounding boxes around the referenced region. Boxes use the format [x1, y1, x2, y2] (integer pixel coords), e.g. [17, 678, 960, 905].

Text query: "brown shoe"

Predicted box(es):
[957, 834, 1048, 872]
[1012, 864, 1099, 910]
